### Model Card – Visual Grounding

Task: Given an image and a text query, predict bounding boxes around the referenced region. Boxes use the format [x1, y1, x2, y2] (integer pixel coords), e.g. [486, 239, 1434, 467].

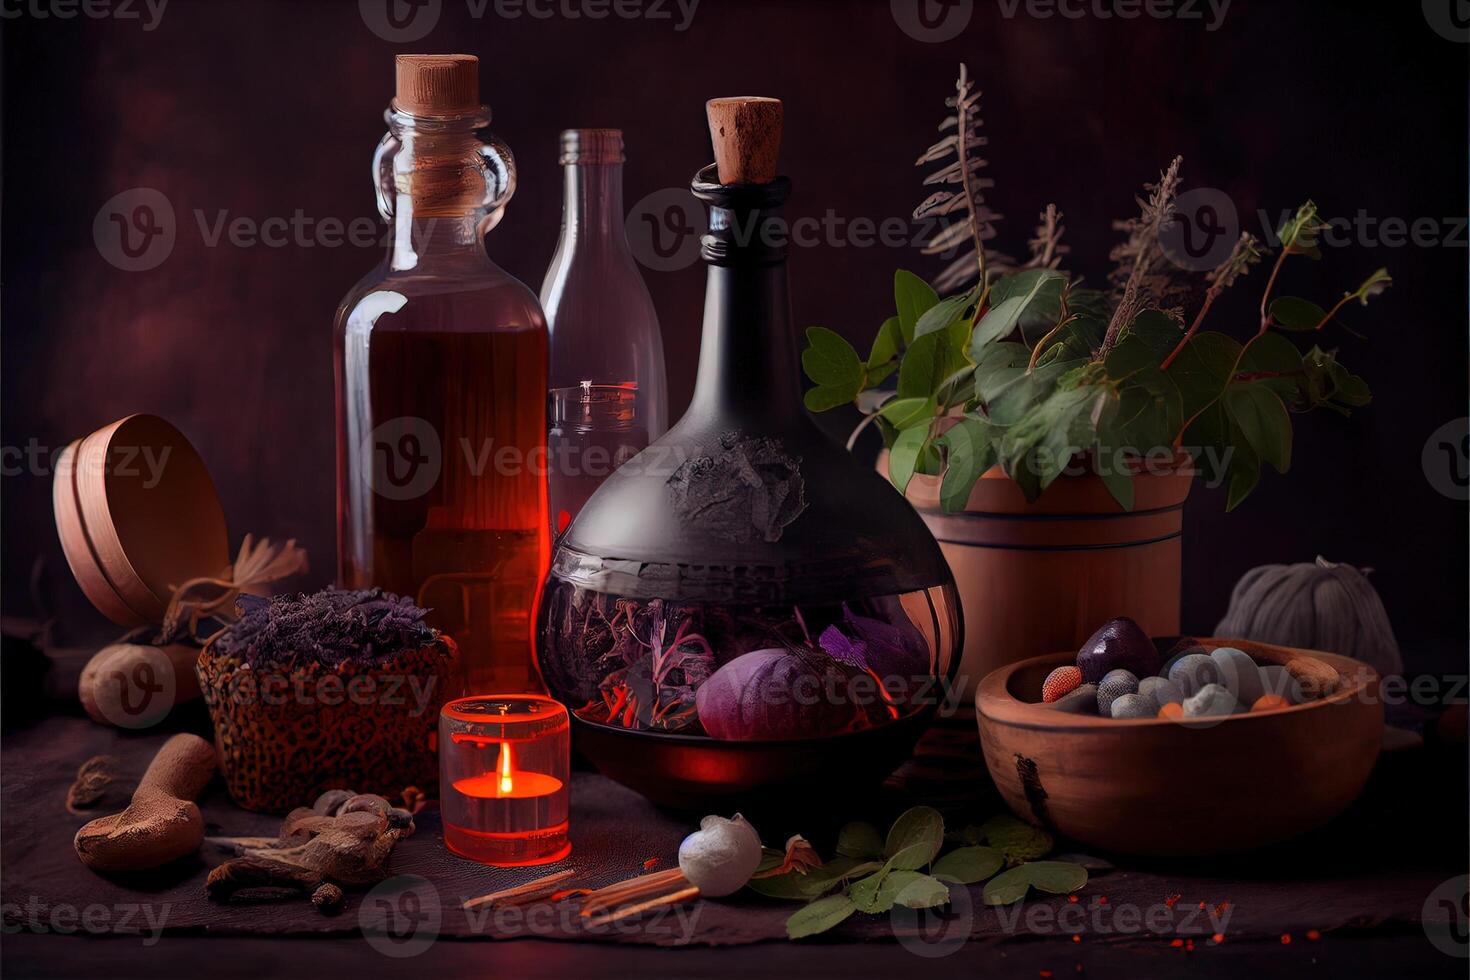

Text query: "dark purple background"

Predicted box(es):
[4, 0, 1466, 672]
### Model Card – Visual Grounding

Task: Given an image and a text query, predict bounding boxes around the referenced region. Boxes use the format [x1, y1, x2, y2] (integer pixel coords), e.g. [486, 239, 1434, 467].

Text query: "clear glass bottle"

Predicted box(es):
[334, 55, 549, 696]
[540, 129, 667, 537]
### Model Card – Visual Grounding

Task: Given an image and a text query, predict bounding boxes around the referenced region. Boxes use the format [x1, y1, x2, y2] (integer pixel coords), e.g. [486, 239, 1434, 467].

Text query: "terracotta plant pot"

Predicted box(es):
[883, 458, 1193, 702]
[975, 638, 1383, 857]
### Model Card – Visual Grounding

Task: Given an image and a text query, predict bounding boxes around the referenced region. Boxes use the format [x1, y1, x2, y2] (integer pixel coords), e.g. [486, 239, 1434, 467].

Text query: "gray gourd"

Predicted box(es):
[1214, 556, 1402, 677]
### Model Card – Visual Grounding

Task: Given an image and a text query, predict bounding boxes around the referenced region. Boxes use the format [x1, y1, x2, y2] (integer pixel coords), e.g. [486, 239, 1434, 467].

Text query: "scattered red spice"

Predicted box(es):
[1280, 934, 1292, 945]
[1098, 896, 1108, 905]
[1197, 901, 1206, 910]
[1306, 929, 1322, 941]
[1185, 940, 1196, 952]
[1170, 939, 1184, 948]
[1040, 971, 1053, 978]
[1068, 895, 1079, 903]
[1214, 901, 1230, 917]
[1164, 893, 1181, 908]
[1072, 934, 1081, 943]
[643, 857, 660, 870]
[1211, 933, 1225, 944]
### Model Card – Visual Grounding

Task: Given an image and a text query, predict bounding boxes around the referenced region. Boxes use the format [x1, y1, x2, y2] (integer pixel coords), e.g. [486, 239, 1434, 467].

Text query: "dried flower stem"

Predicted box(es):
[462, 868, 578, 910]
[953, 67, 988, 291]
[584, 885, 701, 928]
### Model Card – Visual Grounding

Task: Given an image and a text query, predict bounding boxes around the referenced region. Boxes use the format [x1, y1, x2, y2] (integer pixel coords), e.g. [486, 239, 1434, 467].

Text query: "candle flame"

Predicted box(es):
[498, 742, 513, 795]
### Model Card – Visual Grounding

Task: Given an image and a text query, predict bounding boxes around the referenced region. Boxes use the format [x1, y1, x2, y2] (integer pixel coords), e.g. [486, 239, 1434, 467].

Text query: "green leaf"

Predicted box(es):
[914, 289, 976, 339]
[1103, 334, 1163, 384]
[937, 416, 996, 513]
[1121, 310, 1184, 358]
[888, 425, 930, 495]
[989, 269, 1068, 340]
[898, 328, 969, 402]
[868, 316, 903, 369]
[931, 846, 1004, 884]
[972, 342, 1031, 405]
[866, 361, 898, 389]
[836, 822, 885, 859]
[895, 270, 939, 344]
[1225, 384, 1292, 475]
[981, 866, 1033, 906]
[747, 857, 881, 901]
[878, 396, 936, 430]
[802, 327, 863, 388]
[1276, 201, 1323, 252]
[1237, 331, 1306, 403]
[972, 271, 1066, 355]
[1302, 346, 1371, 410]
[979, 815, 1055, 864]
[1000, 386, 1104, 492]
[1349, 267, 1392, 305]
[1165, 332, 1242, 421]
[1037, 315, 1105, 363]
[1269, 296, 1328, 331]
[1111, 367, 1183, 455]
[850, 868, 936, 913]
[1096, 446, 1134, 510]
[804, 385, 856, 412]
[1024, 861, 1090, 895]
[884, 806, 945, 867]
[893, 874, 952, 909]
[786, 894, 857, 939]
[981, 861, 1088, 906]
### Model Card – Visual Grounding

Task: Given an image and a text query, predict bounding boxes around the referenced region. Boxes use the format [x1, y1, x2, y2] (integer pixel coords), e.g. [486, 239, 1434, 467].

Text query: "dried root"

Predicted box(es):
[206, 789, 413, 913]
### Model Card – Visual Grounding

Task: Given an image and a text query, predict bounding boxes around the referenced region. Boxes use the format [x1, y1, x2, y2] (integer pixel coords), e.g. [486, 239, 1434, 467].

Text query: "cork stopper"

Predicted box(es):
[706, 97, 782, 184]
[395, 54, 480, 117]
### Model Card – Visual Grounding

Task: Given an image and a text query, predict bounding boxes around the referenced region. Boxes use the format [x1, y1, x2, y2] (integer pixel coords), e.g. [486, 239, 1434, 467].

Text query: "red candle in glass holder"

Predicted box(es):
[440, 695, 571, 866]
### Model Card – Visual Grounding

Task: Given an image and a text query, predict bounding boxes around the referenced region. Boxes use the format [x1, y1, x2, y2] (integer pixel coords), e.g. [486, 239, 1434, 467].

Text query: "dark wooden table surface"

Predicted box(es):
[3, 644, 1466, 979]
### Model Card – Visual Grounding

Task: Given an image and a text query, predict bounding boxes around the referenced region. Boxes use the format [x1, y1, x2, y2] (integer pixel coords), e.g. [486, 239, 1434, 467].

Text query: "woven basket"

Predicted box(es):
[197, 637, 458, 813]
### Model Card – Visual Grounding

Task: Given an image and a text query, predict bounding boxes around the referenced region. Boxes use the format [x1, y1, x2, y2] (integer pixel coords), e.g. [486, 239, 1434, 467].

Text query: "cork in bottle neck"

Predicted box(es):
[394, 54, 481, 117]
[705, 97, 783, 184]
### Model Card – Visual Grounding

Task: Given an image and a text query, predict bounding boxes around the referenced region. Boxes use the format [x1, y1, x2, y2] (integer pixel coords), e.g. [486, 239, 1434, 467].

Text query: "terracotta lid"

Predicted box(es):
[53, 415, 229, 626]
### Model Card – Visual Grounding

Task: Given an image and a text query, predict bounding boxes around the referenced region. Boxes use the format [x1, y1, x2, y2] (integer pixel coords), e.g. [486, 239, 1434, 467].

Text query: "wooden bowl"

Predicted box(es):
[976, 638, 1383, 857]
[57, 414, 229, 625]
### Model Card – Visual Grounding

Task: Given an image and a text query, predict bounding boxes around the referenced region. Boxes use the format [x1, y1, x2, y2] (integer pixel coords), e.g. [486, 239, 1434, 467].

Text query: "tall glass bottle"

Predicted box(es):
[540, 129, 667, 537]
[334, 55, 549, 696]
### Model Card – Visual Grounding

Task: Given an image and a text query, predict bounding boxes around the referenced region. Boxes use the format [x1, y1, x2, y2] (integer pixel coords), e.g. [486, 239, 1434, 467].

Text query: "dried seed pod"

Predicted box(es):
[66, 755, 133, 814]
[312, 882, 345, 913]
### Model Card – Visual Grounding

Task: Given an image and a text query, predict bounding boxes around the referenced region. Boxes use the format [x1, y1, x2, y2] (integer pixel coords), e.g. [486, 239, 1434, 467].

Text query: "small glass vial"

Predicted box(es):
[439, 695, 571, 866]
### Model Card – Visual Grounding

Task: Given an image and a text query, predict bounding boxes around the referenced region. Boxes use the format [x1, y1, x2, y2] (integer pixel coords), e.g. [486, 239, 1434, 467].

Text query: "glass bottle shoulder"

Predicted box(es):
[335, 254, 547, 339]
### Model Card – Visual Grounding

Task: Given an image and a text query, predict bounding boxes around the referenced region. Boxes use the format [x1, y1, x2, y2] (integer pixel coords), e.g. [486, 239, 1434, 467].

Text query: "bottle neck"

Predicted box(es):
[686, 170, 805, 426]
[375, 105, 515, 272]
[687, 261, 804, 425]
[388, 210, 487, 272]
[558, 162, 628, 252]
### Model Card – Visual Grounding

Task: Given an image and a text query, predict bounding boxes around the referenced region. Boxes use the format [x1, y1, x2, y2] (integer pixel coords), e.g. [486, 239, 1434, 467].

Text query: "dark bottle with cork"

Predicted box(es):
[335, 54, 549, 696]
[537, 98, 961, 807]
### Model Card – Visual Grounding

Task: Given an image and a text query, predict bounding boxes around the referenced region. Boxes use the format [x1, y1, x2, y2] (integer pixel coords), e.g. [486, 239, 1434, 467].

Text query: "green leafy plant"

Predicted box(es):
[802, 66, 1388, 513]
[751, 807, 1087, 939]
